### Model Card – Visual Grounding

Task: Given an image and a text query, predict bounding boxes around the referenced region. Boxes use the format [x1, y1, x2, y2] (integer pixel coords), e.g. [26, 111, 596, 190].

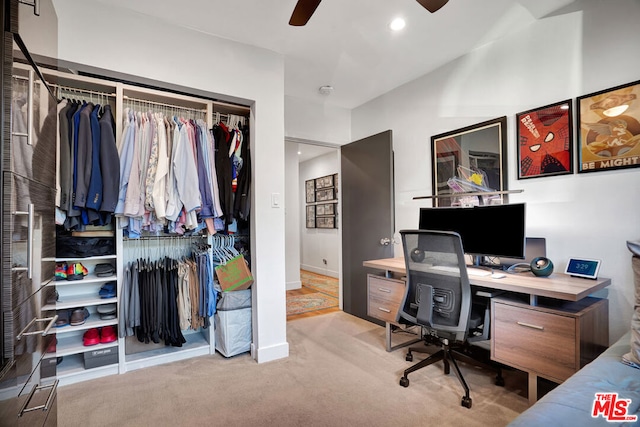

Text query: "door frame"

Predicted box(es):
[285, 137, 343, 309]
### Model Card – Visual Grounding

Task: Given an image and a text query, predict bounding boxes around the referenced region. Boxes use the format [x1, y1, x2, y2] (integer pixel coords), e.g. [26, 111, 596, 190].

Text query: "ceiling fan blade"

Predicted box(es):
[289, 0, 322, 26]
[416, 0, 450, 13]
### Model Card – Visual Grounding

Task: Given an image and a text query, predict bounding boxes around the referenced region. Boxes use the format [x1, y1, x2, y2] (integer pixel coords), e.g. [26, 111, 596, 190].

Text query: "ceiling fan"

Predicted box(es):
[289, 0, 450, 26]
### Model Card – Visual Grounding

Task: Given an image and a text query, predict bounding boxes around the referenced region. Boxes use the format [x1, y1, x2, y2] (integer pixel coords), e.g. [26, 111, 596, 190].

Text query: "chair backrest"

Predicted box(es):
[397, 230, 472, 343]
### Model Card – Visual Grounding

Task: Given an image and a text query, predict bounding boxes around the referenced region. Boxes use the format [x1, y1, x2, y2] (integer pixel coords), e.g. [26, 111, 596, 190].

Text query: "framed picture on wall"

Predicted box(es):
[516, 99, 573, 179]
[316, 216, 336, 229]
[316, 188, 336, 202]
[306, 205, 316, 228]
[305, 179, 315, 203]
[315, 174, 334, 189]
[431, 116, 508, 207]
[315, 203, 335, 216]
[577, 80, 640, 173]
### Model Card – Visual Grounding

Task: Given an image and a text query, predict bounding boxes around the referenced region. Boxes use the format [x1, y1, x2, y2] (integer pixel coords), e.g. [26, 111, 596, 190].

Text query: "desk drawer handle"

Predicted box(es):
[377, 307, 391, 313]
[18, 379, 58, 416]
[516, 321, 544, 331]
[377, 288, 391, 293]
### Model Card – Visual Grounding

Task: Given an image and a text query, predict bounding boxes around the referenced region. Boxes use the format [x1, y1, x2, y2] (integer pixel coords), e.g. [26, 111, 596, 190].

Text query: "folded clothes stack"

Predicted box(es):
[94, 263, 115, 277]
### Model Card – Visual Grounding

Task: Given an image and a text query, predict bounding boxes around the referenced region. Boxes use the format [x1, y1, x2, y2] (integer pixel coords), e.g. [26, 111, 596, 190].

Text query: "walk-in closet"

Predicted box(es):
[18, 61, 253, 386]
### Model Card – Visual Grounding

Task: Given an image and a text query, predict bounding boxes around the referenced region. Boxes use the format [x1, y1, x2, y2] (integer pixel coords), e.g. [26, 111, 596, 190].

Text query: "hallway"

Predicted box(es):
[286, 270, 339, 320]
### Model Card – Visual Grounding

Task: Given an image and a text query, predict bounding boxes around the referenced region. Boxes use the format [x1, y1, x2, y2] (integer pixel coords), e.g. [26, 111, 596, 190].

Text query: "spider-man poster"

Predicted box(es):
[517, 100, 573, 179]
[577, 80, 640, 173]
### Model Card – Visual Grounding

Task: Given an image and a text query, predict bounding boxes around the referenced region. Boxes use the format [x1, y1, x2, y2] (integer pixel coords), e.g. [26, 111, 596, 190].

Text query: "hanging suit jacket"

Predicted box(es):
[99, 105, 120, 213]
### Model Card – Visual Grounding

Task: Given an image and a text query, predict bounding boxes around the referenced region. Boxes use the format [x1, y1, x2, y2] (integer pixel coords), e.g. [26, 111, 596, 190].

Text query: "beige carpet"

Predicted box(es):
[58, 312, 529, 426]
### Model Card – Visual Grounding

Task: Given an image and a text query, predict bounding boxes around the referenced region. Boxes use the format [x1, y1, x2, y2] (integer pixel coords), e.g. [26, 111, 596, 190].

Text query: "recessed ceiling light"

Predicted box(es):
[298, 151, 302, 155]
[390, 17, 406, 31]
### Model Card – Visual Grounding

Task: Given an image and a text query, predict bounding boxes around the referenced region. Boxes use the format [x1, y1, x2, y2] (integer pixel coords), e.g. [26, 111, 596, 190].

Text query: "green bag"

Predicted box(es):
[215, 254, 254, 291]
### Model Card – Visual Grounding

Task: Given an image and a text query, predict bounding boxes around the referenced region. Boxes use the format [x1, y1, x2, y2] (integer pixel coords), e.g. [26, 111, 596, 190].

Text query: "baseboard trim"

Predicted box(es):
[286, 280, 302, 291]
[254, 341, 289, 363]
[300, 264, 338, 278]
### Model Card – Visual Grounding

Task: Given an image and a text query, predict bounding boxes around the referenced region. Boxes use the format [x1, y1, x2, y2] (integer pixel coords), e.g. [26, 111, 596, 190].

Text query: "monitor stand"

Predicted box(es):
[471, 255, 484, 267]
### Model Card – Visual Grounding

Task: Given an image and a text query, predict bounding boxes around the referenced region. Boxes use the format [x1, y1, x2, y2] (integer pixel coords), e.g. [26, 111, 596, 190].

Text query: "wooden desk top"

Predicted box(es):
[363, 257, 611, 302]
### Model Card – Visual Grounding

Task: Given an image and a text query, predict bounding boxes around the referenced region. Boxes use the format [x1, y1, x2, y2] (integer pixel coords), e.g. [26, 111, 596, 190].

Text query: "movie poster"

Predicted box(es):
[578, 81, 640, 173]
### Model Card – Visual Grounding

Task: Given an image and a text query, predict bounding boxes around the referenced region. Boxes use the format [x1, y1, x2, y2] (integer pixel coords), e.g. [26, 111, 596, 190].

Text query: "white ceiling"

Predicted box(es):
[90, 0, 576, 110]
[295, 143, 337, 163]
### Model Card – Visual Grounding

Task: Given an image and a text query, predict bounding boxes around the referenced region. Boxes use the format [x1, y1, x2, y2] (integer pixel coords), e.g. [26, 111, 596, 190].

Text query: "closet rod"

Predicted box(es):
[13, 77, 115, 100]
[49, 82, 116, 98]
[123, 95, 208, 114]
[124, 234, 208, 241]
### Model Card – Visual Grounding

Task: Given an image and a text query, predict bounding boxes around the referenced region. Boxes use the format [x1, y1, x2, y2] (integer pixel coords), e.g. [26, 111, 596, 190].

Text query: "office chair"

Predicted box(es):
[397, 229, 504, 408]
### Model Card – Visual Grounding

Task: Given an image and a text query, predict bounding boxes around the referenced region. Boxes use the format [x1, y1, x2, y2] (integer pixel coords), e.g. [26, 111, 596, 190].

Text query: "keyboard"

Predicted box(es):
[430, 265, 491, 277]
[466, 267, 492, 277]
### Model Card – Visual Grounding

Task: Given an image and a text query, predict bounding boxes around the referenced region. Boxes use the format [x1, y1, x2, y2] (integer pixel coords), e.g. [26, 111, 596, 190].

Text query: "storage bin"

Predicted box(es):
[215, 303, 252, 358]
[83, 346, 119, 369]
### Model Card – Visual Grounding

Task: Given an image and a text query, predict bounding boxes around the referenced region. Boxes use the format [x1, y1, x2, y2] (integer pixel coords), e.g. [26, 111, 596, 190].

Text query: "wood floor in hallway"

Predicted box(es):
[286, 270, 340, 320]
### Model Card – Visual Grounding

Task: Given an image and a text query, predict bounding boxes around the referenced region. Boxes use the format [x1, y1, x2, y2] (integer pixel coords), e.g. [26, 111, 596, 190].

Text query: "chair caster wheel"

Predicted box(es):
[461, 396, 472, 408]
[495, 376, 505, 387]
[406, 353, 413, 362]
[399, 377, 409, 387]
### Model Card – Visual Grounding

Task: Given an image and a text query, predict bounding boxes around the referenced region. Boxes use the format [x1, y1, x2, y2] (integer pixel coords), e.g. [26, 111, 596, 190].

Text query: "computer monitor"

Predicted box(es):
[418, 203, 526, 265]
[499, 237, 546, 267]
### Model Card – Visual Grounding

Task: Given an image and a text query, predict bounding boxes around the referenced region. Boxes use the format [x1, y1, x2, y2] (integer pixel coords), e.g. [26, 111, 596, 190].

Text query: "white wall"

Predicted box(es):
[50, 0, 288, 363]
[18, 0, 58, 58]
[285, 95, 351, 144]
[352, 0, 640, 342]
[285, 143, 301, 291]
[299, 151, 340, 278]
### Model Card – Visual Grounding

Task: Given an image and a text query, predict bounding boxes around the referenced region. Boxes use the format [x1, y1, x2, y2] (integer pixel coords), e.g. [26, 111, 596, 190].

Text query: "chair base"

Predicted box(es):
[399, 341, 504, 409]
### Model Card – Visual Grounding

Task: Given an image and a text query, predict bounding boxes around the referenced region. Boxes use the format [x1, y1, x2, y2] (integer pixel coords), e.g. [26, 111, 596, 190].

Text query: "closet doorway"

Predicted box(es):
[285, 140, 341, 319]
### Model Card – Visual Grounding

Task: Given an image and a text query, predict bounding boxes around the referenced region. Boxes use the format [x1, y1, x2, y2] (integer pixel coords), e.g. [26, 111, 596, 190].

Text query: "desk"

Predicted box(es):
[363, 257, 611, 405]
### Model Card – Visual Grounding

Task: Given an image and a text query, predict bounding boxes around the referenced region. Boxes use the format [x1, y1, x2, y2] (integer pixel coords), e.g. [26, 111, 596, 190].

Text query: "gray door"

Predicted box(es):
[341, 130, 394, 324]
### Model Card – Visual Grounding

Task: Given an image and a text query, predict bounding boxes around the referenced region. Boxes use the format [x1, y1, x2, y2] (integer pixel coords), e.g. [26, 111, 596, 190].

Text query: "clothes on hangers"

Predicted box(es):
[115, 106, 232, 238]
[119, 240, 215, 344]
[56, 98, 119, 230]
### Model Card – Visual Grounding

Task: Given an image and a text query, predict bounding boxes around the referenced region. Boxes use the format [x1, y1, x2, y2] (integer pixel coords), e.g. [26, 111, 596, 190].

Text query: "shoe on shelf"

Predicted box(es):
[45, 289, 59, 305]
[66, 263, 88, 281]
[70, 307, 90, 326]
[97, 303, 117, 320]
[83, 328, 100, 346]
[99, 282, 116, 298]
[55, 262, 67, 280]
[46, 337, 57, 353]
[100, 326, 117, 344]
[55, 310, 71, 327]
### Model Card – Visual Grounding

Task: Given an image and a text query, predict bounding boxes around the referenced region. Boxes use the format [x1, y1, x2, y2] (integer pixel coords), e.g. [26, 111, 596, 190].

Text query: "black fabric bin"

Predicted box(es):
[56, 236, 115, 258]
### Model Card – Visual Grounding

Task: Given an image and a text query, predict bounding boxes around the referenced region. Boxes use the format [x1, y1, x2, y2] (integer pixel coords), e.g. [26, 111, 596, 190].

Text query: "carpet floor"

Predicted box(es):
[58, 311, 530, 427]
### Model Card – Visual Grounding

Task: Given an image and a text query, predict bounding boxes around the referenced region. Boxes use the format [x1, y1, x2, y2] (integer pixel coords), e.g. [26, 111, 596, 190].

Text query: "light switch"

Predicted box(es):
[271, 193, 281, 208]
